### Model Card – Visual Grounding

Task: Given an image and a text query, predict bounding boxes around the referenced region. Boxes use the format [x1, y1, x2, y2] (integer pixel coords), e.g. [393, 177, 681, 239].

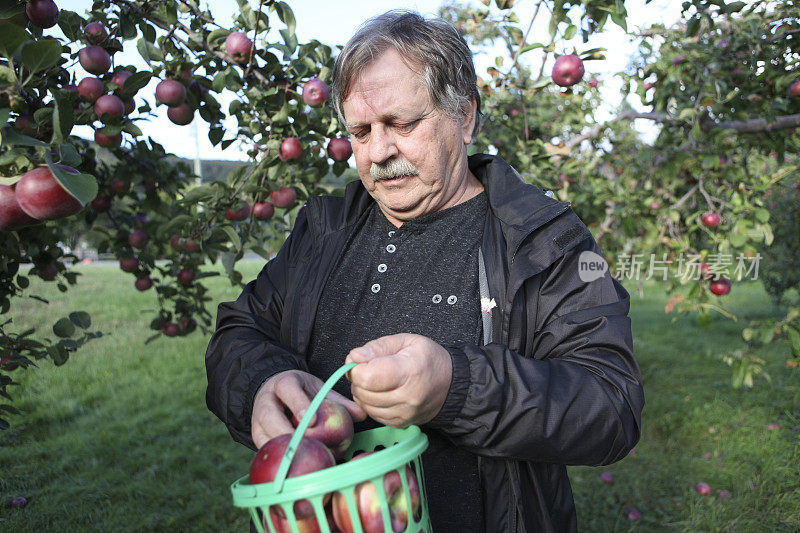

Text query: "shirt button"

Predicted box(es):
[386, 244, 396, 253]
[377, 264, 387, 273]
[388, 231, 396, 237]
[371, 284, 381, 293]
[447, 295, 458, 305]
[432, 294, 442, 303]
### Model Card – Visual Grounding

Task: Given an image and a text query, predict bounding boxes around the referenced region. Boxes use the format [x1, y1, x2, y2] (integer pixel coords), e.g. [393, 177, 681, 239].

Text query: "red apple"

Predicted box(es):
[644, 82, 654, 91]
[588, 78, 598, 88]
[302, 77, 330, 107]
[94, 129, 122, 148]
[327, 138, 352, 161]
[701, 212, 721, 228]
[25, 0, 58, 28]
[155, 79, 186, 107]
[134, 276, 153, 291]
[600, 472, 614, 484]
[184, 239, 201, 253]
[128, 229, 148, 249]
[252, 201, 274, 221]
[119, 256, 139, 272]
[37, 262, 58, 281]
[94, 94, 125, 121]
[280, 137, 303, 161]
[225, 200, 251, 221]
[790, 80, 800, 97]
[291, 399, 354, 460]
[700, 263, 713, 280]
[169, 234, 184, 251]
[0, 356, 20, 371]
[111, 69, 134, 96]
[626, 507, 642, 521]
[332, 455, 421, 533]
[271, 186, 296, 208]
[14, 115, 38, 137]
[90, 194, 112, 212]
[177, 268, 195, 286]
[709, 278, 731, 296]
[79, 45, 112, 75]
[250, 434, 336, 518]
[696, 482, 711, 495]
[77, 77, 105, 102]
[552, 54, 585, 87]
[164, 322, 180, 336]
[84, 21, 108, 44]
[167, 103, 194, 125]
[110, 178, 129, 196]
[266, 507, 324, 533]
[15, 165, 83, 221]
[0, 184, 39, 230]
[225, 31, 253, 65]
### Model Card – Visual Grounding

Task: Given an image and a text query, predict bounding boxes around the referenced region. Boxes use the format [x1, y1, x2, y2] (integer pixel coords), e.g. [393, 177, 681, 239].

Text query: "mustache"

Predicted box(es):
[370, 159, 419, 181]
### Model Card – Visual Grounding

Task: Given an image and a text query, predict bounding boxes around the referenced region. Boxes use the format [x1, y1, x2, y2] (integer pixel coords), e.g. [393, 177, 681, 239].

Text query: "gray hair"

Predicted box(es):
[331, 10, 482, 139]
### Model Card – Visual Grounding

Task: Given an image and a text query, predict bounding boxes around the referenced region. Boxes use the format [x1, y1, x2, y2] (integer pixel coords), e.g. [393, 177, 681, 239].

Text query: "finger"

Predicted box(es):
[252, 397, 295, 448]
[349, 356, 406, 392]
[357, 403, 410, 429]
[350, 333, 417, 362]
[324, 389, 367, 421]
[351, 384, 402, 409]
[274, 376, 314, 424]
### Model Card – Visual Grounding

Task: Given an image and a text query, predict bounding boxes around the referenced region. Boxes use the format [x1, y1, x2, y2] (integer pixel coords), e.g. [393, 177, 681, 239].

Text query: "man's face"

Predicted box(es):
[341, 48, 477, 226]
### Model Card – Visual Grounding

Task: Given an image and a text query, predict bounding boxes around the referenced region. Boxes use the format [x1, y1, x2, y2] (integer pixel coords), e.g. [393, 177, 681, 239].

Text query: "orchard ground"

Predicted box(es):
[1, 262, 798, 531]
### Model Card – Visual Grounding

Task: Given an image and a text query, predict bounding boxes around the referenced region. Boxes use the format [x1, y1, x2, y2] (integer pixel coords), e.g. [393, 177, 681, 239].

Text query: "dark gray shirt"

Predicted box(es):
[308, 191, 488, 531]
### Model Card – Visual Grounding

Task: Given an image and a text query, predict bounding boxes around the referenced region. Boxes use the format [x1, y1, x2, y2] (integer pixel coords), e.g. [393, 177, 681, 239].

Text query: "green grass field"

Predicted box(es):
[1, 262, 798, 532]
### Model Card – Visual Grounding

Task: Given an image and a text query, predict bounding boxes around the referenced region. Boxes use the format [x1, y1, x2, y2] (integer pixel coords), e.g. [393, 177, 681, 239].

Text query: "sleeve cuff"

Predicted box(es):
[426, 344, 471, 428]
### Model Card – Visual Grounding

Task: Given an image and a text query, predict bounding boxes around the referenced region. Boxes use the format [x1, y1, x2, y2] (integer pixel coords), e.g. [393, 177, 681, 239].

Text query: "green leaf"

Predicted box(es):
[57, 10, 83, 42]
[53, 317, 76, 338]
[275, 2, 296, 35]
[48, 163, 97, 206]
[20, 39, 63, 73]
[723, 1, 746, 13]
[0, 108, 11, 125]
[58, 143, 81, 167]
[785, 326, 800, 357]
[697, 311, 712, 327]
[51, 93, 74, 145]
[0, 22, 29, 58]
[137, 38, 164, 65]
[755, 208, 769, 223]
[209, 127, 223, 146]
[69, 311, 91, 329]
[563, 24, 577, 40]
[219, 225, 242, 252]
[48, 344, 69, 366]
[207, 28, 231, 45]
[686, 16, 700, 36]
[519, 43, 544, 55]
[2, 127, 48, 147]
[123, 71, 152, 95]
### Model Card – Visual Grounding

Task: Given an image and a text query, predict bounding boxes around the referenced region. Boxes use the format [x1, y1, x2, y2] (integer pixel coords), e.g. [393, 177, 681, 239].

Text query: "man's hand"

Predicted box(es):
[251, 370, 366, 450]
[345, 333, 453, 428]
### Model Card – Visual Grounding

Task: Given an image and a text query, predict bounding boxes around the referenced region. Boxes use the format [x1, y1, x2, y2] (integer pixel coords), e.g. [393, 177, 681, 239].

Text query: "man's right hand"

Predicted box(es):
[251, 369, 367, 449]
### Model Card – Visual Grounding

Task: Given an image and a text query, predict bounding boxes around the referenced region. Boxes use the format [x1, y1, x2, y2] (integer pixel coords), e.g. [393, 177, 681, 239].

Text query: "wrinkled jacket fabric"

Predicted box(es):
[206, 154, 645, 532]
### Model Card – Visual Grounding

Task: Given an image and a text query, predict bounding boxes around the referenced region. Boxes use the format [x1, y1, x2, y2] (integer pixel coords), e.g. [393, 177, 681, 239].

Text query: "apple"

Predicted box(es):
[185, 239, 201, 253]
[250, 434, 336, 518]
[90, 194, 112, 212]
[94, 129, 122, 148]
[252, 201, 274, 221]
[11, 496, 28, 508]
[588, 78, 598, 88]
[718, 489, 732, 500]
[111, 69, 134, 96]
[265, 507, 324, 533]
[135, 276, 153, 291]
[696, 482, 711, 495]
[25, 0, 58, 28]
[701, 212, 721, 228]
[709, 278, 731, 296]
[644, 82, 654, 91]
[700, 263, 713, 280]
[0, 356, 20, 371]
[180, 316, 197, 334]
[271, 186, 297, 208]
[164, 322, 180, 337]
[225, 200, 250, 221]
[79, 45, 112, 75]
[225, 31, 253, 65]
[552, 54, 585, 87]
[14, 116, 38, 137]
[167, 103, 194, 125]
[155, 79, 186, 107]
[84, 21, 108, 44]
[327, 138, 352, 161]
[128, 229, 148, 249]
[626, 507, 642, 521]
[280, 137, 303, 161]
[177, 268, 195, 286]
[77, 77, 105, 102]
[110, 178, 130, 196]
[38, 263, 58, 281]
[0, 184, 38, 230]
[94, 94, 125, 121]
[170, 235, 184, 251]
[600, 472, 614, 484]
[291, 399, 354, 460]
[119, 256, 139, 272]
[302, 77, 330, 106]
[15, 165, 83, 221]
[332, 455, 421, 533]
[790, 81, 800, 97]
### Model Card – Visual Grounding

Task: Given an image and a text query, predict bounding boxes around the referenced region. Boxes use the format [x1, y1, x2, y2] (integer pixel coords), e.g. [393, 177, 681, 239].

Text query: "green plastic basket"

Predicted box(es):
[231, 362, 431, 533]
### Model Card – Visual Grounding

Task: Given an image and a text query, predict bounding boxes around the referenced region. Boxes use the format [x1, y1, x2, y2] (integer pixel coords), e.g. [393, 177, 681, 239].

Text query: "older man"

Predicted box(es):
[206, 10, 644, 532]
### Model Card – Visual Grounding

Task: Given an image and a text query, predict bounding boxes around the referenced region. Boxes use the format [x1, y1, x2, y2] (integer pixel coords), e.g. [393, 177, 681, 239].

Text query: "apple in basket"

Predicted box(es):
[250, 434, 336, 523]
[332, 453, 421, 533]
[292, 399, 355, 460]
[266, 503, 341, 533]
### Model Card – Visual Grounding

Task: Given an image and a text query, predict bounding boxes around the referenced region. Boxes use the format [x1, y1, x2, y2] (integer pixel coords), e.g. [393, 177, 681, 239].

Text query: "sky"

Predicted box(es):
[54, 0, 685, 162]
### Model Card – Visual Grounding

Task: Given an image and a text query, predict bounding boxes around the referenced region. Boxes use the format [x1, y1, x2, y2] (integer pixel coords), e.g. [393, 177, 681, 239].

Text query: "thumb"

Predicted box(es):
[346, 345, 375, 364]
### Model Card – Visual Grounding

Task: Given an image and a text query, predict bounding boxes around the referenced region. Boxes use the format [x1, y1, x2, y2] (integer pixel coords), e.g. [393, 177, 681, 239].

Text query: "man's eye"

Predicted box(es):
[351, 130, 369, 140]
[395, 120, 418, 132]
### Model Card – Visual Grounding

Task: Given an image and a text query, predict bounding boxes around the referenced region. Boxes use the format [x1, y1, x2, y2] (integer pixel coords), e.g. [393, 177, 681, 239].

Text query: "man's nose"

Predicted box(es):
[368, 125, 398, 164]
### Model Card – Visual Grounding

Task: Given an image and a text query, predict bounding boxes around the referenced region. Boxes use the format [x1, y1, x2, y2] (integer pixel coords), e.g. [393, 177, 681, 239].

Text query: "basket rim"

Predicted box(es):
[231, 425, 428, 508]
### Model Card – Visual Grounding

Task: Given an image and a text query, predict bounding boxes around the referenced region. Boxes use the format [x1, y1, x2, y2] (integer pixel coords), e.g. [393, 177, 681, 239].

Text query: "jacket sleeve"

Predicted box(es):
[426, 236, 644, 466]
[205, 212, 311, 450]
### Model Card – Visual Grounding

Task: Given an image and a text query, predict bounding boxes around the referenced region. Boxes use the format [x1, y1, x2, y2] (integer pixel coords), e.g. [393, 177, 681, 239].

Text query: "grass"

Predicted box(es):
[1, 263, 799, 532]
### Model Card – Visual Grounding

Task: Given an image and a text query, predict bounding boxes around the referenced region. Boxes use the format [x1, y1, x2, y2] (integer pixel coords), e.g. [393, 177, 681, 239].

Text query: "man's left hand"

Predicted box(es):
[345, 333, 452, 428]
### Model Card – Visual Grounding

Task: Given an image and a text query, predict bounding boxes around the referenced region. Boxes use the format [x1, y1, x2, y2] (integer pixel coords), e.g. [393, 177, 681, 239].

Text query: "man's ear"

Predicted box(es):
[461, 98, 478, 145]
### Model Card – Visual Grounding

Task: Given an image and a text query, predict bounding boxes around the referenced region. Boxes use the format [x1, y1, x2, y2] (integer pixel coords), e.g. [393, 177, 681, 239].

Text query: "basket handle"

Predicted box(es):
[273, 361, 358, 493]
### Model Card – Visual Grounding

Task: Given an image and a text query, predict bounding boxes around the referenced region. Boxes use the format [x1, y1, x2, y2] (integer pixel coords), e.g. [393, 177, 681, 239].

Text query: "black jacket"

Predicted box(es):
[206, 154, 644, 532]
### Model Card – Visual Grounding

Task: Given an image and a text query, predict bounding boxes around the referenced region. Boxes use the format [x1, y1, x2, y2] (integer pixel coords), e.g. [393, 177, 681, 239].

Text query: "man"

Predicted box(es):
[206, 10, 644, 532]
